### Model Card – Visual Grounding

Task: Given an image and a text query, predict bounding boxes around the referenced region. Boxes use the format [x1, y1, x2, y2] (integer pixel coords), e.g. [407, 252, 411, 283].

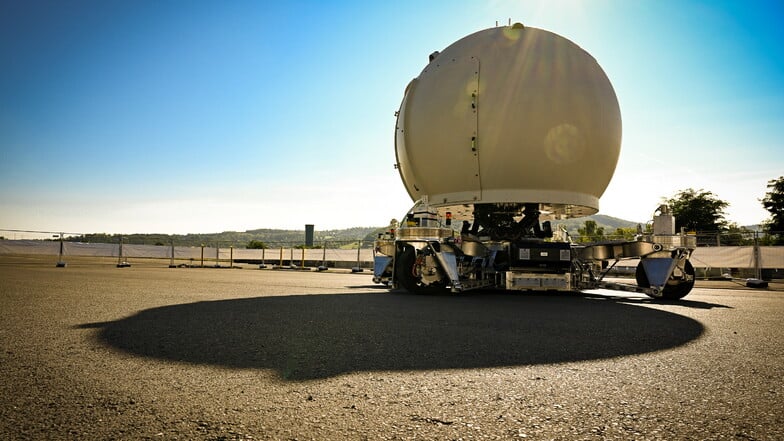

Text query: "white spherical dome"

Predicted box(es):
[395, 24, 622, 218]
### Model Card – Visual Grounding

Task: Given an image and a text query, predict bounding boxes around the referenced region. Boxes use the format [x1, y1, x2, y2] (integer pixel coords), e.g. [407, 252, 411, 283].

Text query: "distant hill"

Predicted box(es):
[65, 227, 382, 248]
[554, 214, 641, 236]
[53, 217, 771, 249]
[63, 214, 648, 248]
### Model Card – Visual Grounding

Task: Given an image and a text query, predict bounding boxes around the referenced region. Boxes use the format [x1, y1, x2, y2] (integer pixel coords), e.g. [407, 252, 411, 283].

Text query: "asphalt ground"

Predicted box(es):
[1, 255, 782, 440]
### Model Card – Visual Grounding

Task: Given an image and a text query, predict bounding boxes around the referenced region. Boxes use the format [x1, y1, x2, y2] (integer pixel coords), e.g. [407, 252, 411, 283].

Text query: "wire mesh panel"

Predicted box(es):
[0, 235, 377, 268]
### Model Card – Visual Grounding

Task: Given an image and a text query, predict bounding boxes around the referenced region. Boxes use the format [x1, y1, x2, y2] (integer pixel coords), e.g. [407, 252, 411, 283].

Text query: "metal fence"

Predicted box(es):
[572, 230, 782, 246]
[2, 229, 782, 279]
[0, 229, 376, 270]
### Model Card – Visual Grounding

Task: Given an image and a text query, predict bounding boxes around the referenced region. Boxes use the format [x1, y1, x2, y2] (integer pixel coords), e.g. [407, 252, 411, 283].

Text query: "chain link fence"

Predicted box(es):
[2, 229, 782, 279]
[0, 229, 376, 270]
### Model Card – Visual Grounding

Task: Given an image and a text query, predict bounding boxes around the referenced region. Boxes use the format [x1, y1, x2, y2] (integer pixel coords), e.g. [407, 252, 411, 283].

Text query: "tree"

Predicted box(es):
[761, 176, 784, 243]
[721, 223, 754, 246]
[613, 227, 639, 241]
[294, 244, 322, 249]
[246, 240, 267, 249]
[577, 220, 605, 243]
[666, 188, 729, 233]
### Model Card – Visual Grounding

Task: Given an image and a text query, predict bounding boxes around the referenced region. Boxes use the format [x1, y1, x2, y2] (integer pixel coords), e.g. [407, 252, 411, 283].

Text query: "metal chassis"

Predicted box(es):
[373, 232, 696, 299]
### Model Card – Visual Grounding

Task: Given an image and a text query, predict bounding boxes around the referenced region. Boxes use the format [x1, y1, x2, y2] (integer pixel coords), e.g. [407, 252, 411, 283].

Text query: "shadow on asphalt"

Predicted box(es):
[581, 293, 732, 310]
[78, 292, 704, 381]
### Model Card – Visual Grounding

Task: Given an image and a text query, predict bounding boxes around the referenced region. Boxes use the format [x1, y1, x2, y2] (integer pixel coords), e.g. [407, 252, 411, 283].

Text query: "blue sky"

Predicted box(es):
[1, 0, 782, 235]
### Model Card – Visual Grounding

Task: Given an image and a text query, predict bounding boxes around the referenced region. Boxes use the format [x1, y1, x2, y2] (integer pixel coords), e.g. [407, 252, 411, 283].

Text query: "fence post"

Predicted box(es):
[56, 233, 66, 267]
[200, 244, 205, 268]
[352, 240, 364, 272]
[169, 239, 176, 268]
[754, 231, 761, 280]
[117, 236, 131, 268]
[318, 241, 327, 271]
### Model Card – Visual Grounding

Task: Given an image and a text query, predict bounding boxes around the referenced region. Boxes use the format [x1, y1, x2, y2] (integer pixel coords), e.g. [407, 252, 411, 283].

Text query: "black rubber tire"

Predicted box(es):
[394, 245, 446, 294]
[636, 260, 695, 300]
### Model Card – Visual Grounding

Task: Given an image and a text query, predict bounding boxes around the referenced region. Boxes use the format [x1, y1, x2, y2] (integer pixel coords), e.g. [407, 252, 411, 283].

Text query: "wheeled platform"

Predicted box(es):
[373, 203, 696, 300]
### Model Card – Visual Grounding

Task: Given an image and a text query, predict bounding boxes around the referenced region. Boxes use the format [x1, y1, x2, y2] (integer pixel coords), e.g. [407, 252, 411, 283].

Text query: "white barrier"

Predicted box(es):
[0, 240, 781, 269]
[0, 240, 375, 265]
[690, 246, 756, 269]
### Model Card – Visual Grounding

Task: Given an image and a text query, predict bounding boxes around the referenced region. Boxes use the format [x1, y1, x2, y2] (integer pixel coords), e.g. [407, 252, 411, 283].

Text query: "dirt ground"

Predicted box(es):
[1, 255, 782, 440]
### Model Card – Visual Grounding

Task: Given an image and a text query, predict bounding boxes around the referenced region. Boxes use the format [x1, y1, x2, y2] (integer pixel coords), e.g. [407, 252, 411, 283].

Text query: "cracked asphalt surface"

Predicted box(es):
[1, 256, 782, 440]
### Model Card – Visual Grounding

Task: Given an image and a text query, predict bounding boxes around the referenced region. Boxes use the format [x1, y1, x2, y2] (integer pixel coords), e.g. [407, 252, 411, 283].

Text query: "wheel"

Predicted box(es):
[394, 245, 447, 294]
[636, 259, 695, 300]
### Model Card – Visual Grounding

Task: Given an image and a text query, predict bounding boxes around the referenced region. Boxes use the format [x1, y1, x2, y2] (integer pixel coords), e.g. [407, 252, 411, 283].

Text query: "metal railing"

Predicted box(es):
[0, 229, 377, 270]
